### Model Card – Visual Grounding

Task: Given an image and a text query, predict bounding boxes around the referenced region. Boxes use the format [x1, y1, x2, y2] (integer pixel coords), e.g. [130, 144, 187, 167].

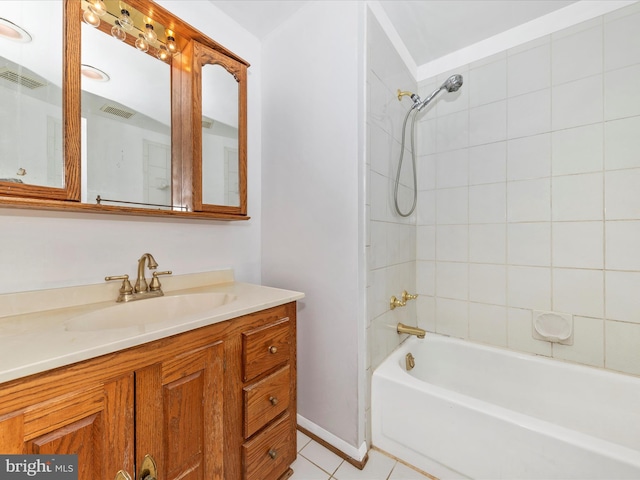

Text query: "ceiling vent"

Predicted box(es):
[202, 117, 214, 129]
[99, 103, 135, 119]
[0, 66, 47, 89]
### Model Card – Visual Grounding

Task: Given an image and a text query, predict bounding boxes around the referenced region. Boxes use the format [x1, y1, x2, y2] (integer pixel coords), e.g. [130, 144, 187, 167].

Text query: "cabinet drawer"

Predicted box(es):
[243, 318, 290, 382]
[242, 412, 293, 480]
[244, 365, 290, 438]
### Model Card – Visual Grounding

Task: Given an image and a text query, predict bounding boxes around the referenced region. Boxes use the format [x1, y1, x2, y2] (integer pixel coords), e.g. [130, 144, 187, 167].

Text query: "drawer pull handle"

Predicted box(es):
[269, 396, 278, 406]
[268, 449, 278, 459]
[269, 346, 278, 354]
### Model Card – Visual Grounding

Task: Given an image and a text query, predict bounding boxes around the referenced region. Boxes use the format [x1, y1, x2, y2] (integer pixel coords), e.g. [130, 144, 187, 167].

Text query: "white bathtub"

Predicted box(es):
[372, 334, 640, 479]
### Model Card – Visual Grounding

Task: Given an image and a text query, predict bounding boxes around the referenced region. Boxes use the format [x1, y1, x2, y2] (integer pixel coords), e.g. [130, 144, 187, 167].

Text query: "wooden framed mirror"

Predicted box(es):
[0, 0, 250, 220]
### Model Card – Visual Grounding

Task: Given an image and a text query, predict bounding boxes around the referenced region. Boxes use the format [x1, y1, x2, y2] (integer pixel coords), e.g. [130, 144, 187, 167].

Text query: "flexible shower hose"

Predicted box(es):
[393, 106, 419, 217]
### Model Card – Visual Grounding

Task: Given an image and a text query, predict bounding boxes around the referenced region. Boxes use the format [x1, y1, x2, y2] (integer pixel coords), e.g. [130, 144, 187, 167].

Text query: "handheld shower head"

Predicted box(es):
[416, 73, 464, 111]
[443, 74, 463, 92]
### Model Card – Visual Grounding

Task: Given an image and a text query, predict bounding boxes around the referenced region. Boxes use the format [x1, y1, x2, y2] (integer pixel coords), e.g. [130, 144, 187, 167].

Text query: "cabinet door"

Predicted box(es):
[0, 374, 134, 480]
[136, 341, 224, 480]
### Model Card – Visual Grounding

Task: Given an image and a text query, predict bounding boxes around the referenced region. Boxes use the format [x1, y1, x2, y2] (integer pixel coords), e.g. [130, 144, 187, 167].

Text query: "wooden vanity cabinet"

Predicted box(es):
[0, 302, 297, 480]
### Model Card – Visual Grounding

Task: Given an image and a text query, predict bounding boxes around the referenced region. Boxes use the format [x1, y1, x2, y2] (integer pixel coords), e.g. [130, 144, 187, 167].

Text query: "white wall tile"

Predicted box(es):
[507, 178, 551, 222]
[605, 320, 640, 376]
[469, 100, 507, 146]
[605, 168, 640, 220]
[606, 270, 640, 323]
[507, 266, 551, 311]
[436, 297, 469, 338]
[508, 43, 551, 97]
[552, 123, 603, 176]
[416, 295, 436, 332]
[553, 316, 604, 367]
[436, 110, 469, 153]
[604, 64, 640, 121]
[369, 221, 388, 270]
[553, 268, 604, 318]
[468, 142, 507, 185]
[605, 221, 640, 270]
[605, 116, 640, 171]
[552, 75, 603, 130]
[507, 89, 551, 139]
[436, 262, 468, 300]
[436, 187, 468, 225]
[416, 260, 435, 296]
[552, 25, 603, 85]
[469, 303, 507, 347]
[417, 153, 436, 191]
[436, 149, 468, 188]
[436, 225, 468, 262]
[551, 173, 603, 221]
[469, 59, 507, 108]
[604, 10, 640, 72]
[469, 183, 506, 224]
[552, 221, 604, 269]
[508, 307, 552, 356]
[416, 225, 435, 261]
[507, 133, 551, 180]
[507, 222, 551, 266]
[417, 117, 437, 157]
[469, 224, 506, 264]
[469, 264, 506, 305]
[370, 171, 389, 221]
[416, 189, 435, 225]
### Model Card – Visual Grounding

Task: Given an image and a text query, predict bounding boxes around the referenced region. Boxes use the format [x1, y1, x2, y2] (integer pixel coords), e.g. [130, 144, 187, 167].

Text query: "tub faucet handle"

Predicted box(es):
[390, 295, 406, 310]
[402, 291, 418, 303]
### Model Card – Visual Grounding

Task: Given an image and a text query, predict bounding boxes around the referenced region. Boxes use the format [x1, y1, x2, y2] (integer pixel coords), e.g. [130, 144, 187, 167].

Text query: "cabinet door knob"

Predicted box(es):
[268, 449, 278, 459]
[269, 346, 278, 354]
[269, 396, 278, 406]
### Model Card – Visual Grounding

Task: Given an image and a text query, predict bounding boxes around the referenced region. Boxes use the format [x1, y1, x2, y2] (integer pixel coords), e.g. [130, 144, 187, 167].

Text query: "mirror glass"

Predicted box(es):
[80, 2, 173, 210]
[0, 1, 64, 188]
[201, 63, 240, 206]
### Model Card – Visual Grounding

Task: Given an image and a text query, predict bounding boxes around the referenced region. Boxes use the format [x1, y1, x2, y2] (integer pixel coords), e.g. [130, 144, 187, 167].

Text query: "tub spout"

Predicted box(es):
[397, 323, 426, 339]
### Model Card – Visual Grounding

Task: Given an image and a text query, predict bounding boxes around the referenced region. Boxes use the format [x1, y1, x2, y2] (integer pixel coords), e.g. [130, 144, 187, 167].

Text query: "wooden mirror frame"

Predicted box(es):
[0, 0, 250, 221]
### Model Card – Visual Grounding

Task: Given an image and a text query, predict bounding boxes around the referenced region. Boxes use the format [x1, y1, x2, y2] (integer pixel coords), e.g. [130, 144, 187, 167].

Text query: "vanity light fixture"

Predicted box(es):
[156, 44, 169, 61]
[82, 8, 101, 28]
[135, 33, 149, 53]
[165, 30, 178, 54]
[144, 23, 157, 43]
[111, 20, 126, 42]
[0, 18, 32, 43]
[87, 0, 107, 17]
[118, 9, 134, 31]
[81, 64, 110, 82]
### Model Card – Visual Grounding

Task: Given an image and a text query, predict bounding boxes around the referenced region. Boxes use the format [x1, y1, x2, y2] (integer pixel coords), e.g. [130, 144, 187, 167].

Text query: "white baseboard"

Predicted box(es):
[297, 414, 368, 462]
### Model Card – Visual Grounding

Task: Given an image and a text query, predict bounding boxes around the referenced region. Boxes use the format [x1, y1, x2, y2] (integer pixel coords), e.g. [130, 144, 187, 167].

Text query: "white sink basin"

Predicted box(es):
[64, 292, 237, 332]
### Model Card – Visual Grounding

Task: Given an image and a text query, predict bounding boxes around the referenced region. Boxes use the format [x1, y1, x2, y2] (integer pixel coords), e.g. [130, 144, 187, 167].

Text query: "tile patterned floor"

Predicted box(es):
[291, 430, 433, 480]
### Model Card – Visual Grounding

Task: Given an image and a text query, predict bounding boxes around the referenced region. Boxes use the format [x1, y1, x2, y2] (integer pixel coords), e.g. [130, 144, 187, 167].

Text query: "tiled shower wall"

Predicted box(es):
[366, 11, 417, 375]
[415, 2, 640, 376]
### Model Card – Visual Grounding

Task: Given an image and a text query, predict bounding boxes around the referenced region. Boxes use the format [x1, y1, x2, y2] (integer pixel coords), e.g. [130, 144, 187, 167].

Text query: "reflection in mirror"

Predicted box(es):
[80, 4, 173, 210]
[201, 63, 239, 206]
[0, 1, 63, 188]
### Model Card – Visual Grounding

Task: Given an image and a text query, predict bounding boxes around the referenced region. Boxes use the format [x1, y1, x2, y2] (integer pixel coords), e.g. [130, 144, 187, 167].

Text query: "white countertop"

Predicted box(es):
[0, 270, 304, 384]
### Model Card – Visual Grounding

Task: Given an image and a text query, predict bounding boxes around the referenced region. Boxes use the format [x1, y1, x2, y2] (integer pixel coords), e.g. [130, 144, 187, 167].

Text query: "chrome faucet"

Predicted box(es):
[106, 253, 172, 302]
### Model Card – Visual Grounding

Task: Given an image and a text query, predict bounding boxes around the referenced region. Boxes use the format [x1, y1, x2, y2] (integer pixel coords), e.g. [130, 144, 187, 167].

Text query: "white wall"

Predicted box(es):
[415, 2, 640, 377]
[261, 1, 366, 454]
[0, 1, 263, 294]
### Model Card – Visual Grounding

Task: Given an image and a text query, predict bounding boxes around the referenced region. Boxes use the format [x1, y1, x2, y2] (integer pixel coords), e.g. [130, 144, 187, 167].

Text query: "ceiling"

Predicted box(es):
[209, 0, 578, 67]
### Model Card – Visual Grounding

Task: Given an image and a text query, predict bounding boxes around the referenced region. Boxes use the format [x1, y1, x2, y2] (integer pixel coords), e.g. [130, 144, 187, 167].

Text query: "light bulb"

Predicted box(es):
[135, 34, 149, 53]
[156, 44, 169, 61]
[111, 21, 126, 41]
[88, 0, 107, 17]
[166, 35, 177, 54]
[82, 9, 100, 28]
[144, 24, 157, 43]
[119, 9, 133, 31]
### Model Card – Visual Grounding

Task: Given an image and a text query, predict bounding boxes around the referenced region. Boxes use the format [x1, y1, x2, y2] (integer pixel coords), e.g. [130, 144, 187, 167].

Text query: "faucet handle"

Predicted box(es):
[402, 291, 418, 303]
[105, 274, 134, 301]
[149, 270, 172, 291]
